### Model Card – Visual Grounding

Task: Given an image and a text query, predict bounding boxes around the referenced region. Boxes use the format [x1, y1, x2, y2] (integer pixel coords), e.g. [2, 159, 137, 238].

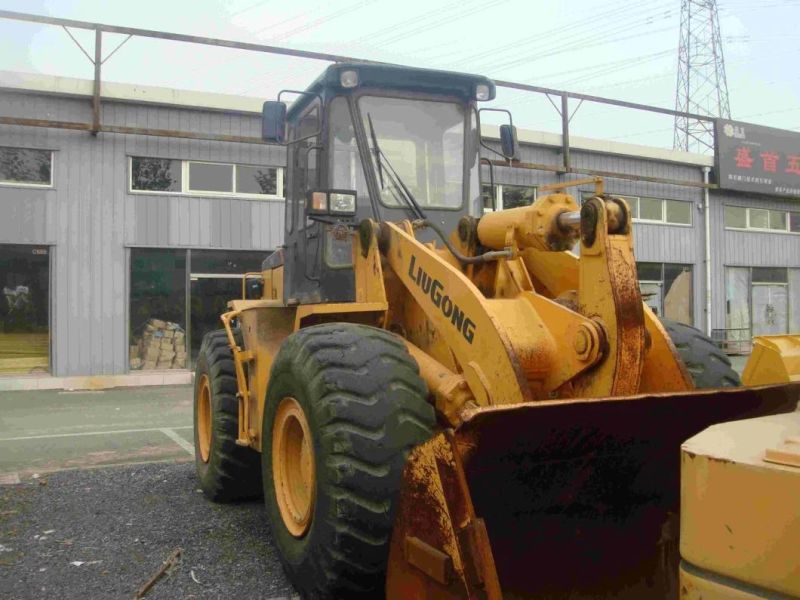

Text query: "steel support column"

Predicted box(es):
[561, 94, 571, 173]
[92, 27, 101, 135]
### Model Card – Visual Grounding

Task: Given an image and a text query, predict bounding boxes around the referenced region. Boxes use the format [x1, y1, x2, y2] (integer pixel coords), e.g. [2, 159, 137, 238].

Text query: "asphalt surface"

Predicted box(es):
[0, 359, 754, 599]
[0, 461, 297, 599]
[0, 386, 194, 479]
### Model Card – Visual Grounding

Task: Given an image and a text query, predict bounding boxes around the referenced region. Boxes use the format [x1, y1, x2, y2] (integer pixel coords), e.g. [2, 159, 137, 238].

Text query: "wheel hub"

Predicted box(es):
[272, 396, 316, 537]
[196, 374, 212, 463]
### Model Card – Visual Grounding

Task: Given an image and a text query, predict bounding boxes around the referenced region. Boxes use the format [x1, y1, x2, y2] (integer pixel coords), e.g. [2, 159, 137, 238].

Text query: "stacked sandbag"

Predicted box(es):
[130, 319, 187, 370]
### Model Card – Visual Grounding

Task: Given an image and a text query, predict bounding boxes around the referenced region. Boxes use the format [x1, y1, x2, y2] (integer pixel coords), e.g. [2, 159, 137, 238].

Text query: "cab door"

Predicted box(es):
[284, 101, 321, 304]
[285, 99, 357, 304]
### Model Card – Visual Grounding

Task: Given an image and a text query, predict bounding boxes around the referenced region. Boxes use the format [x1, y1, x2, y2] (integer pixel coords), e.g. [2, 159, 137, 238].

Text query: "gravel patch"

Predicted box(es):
[0, 462, 296, 599]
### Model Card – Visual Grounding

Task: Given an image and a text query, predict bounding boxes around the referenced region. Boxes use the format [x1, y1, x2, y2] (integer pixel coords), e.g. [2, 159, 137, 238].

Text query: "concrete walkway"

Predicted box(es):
[0, 385, 194, 481]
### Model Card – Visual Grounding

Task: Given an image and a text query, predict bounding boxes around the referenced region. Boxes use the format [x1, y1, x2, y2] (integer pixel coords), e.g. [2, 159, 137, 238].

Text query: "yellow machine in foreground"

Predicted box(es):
[192, 63, 800, 598]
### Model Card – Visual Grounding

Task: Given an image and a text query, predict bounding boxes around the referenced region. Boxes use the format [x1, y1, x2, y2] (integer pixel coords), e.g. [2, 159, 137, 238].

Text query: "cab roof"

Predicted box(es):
[286, 62, 496, 119]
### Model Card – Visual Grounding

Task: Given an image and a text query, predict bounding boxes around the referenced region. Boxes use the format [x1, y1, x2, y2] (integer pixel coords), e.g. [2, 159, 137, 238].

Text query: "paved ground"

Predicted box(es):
[0, 385, 296, 598]
[0, 352, 749, 481]
[0, 386, 194, 481]
[0, 354, 752, 599]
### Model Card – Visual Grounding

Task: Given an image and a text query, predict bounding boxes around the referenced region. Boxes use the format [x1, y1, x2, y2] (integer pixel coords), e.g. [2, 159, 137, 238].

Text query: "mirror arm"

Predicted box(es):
[476, 107, 517, 161]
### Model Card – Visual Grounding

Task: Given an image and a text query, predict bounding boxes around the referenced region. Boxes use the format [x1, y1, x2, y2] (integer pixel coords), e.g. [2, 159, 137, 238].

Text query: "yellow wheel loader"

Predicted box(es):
[192, 63, 800, 599]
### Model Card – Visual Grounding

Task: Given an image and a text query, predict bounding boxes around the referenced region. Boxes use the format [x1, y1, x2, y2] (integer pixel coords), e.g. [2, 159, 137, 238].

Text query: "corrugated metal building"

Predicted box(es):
[0, 72, 798, 388]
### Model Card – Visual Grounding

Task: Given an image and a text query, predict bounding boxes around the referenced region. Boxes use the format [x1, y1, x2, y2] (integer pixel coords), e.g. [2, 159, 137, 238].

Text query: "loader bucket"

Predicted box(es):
[386, 382, 800, 599]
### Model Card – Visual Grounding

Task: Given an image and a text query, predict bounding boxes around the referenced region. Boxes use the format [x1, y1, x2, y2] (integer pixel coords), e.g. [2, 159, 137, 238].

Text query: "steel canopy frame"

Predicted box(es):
[0, 9, 717, 189]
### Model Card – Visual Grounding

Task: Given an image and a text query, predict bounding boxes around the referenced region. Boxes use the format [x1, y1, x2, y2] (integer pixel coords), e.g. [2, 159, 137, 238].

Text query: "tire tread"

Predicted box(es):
[194, 328, 261, 502]
[661, 318, 741, 388]
[262, 322, 435, 599]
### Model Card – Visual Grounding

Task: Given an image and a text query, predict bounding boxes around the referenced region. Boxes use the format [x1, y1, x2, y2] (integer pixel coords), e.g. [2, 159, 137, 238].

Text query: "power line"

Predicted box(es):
[228, 0, 276, 18]
[530, 49, 671, 83]
[611, 106, 800, 142]
[557, 50, 674, 88]
[506, 24, 676, 79]
[379, 0, 510, 46]
[188, 0, 377, 80]
[449, 0, 670, 73]
[501, 18, 676, 75]
[352, 0, 482, 43]
[236, 0, 511, 94]
[442, 0, 659, 69]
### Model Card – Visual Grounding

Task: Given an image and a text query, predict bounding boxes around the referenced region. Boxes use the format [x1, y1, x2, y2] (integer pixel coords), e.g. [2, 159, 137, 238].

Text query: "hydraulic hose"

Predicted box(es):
[413, 219, 512, 265]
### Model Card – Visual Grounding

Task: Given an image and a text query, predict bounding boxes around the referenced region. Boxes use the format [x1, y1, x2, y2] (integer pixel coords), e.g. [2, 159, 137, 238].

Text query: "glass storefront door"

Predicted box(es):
[128, 248, 265, 372]
[0, 244, 50, 374]
[751, 284, 788, 336]
[189, 275, 242, 364]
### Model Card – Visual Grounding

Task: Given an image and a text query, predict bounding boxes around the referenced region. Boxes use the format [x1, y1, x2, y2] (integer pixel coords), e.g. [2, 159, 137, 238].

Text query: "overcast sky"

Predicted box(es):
[1, 0, 799, 150]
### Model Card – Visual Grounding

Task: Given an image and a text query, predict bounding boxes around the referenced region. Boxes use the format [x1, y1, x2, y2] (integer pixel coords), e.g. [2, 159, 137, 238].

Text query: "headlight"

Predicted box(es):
[340, 70, 359, 88]
[475, 84, 491, 101]
[310, 191, 328, 212]
[329, 192, 356, 214]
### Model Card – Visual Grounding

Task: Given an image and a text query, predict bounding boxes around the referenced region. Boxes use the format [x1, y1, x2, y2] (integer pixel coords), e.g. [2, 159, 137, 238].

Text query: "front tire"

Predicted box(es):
[193, 329, 262, 501]
[661, 318, 741, 388]
[262, 323, 435, 599]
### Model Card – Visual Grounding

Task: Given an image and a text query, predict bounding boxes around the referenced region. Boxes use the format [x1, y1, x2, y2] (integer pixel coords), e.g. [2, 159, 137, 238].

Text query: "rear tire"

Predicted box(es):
[262, 323, 435, 599]
[193, 329, 262, 501]
[660, 318, 741, 388]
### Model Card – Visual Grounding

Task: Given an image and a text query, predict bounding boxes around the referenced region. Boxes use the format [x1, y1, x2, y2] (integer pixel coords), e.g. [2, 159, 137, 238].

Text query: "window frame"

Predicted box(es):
[357, 91, 469, 212]
[128, 156, 284, 200]
[482, 183, 538, 212]
[636, 196, 666, 223]
[636, 261, 695, 324]
[0, 147, 55, 189]
[579, 192, 693, 226]
[723, 204, 800, 235]
[186, 160, 235, 195]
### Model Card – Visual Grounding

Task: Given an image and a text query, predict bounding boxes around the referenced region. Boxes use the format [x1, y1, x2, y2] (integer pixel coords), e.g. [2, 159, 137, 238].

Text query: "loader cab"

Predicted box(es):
[262, 63, 498, 305]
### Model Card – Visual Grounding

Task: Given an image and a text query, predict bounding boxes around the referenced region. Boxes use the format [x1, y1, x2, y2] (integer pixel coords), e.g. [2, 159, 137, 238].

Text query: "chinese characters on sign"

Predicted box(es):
[715, 119, 800, 197]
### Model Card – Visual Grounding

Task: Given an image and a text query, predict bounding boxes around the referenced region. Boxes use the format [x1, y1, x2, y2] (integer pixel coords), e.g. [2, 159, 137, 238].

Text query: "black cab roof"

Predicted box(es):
[286, 62, 496, 119]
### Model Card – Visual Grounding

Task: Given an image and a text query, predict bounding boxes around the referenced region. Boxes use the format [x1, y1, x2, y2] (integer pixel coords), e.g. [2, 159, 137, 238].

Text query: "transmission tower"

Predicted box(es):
[673, 0, 731, 153]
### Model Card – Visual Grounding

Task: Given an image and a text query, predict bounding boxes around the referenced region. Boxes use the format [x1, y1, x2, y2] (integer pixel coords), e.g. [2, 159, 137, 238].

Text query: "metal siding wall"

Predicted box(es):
[5, 88, 746, 375]
[710, 189, 800, 330]
[0, 90, 286, 376]
[117, 100, 287, 249]
[483, 142, 706, 328]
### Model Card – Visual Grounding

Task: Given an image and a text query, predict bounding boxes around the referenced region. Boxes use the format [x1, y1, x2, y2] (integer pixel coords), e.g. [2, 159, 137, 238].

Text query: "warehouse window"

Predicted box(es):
[0, 245, 50, 374]
[129, 157, 283, 199]
[482, 184, 537, 212]
[130, 157, 182, 192]
[0, 147, 53, 187]
[665, 199, 692, 224]
[723, 205, 800, 233]
[188, 162, 232, 193]
[639, 197, 663, 221]
[637, 262, 693, 325]
[581, 193, 692, 225]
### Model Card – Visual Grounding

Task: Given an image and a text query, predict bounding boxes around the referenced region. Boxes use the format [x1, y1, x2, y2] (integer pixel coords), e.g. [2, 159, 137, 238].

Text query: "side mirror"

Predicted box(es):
[477, 108, 518, 162]
[500, 124, 518, 160]
[262, 101, 287, 143]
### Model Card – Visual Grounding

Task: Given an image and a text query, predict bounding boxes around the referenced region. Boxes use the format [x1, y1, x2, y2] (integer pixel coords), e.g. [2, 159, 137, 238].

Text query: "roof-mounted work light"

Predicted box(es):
[340, 70, 359, 88]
